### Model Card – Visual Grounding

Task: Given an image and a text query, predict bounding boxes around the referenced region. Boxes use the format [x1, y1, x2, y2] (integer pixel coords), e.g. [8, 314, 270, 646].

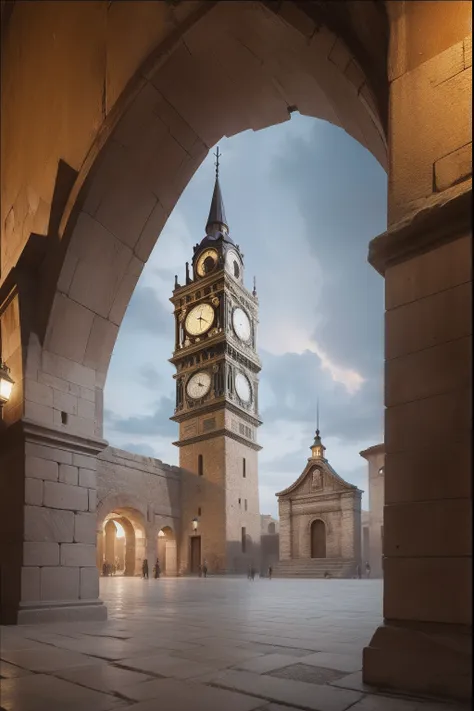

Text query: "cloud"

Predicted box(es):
[106, 396, 178, 438]
[138, 363, 162, 389]
[259, 349, 383, 444]
[268, 119, 387, 378]
[122, 285, 171, 335]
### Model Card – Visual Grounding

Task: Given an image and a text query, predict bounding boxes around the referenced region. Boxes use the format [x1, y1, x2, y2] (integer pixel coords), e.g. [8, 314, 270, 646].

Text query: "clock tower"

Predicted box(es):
[170, 150, 262, 574]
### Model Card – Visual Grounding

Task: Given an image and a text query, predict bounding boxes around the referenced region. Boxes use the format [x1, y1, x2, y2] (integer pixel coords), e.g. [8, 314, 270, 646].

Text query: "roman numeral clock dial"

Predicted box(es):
[185, 303, 214, 337]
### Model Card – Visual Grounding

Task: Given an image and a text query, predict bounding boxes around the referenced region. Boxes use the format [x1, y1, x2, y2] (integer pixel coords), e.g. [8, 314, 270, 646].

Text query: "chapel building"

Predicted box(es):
[275, 428, 362, 577]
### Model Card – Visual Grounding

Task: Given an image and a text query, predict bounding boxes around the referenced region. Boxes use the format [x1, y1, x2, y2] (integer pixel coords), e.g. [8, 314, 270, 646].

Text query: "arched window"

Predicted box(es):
[198, 455, 203, 477]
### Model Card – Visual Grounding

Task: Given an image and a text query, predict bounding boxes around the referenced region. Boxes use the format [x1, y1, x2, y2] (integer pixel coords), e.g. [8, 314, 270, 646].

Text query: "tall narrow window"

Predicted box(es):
[243, 458, 246, 478]
[244, 499, 248, 511]
[198, 454, 203, 477]
[241, 527, 246, 553]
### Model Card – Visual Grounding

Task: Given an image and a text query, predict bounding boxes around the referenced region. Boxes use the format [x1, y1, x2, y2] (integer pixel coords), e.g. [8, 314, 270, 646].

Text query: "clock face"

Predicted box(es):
[232, 307, 251, 342]
[235, 372, 251, 404]
[225, 250, 241, 280]
[185, 303, 214, 336]
[186, 371, 211, 399]
[196, 248, 218, 277]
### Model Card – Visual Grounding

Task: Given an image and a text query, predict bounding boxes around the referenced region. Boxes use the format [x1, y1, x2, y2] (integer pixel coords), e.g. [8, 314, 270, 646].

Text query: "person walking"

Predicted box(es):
[356, 564, 361, 579]
[268, 565, 273, 580]
[202, 561, 208, 578]
[154, 559, 160, 579]
[250, 564, 256, 581]
[142, 558, 149, 579]
[365, 561, 371, 578]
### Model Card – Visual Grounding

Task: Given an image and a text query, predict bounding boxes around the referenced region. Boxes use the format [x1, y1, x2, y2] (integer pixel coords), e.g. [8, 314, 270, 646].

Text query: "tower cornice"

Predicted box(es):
[170, 398, 262, 427]
[172, 427, 262, 452]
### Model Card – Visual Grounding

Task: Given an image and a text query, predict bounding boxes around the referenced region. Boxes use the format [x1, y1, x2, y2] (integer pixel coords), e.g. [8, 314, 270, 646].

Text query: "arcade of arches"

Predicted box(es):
[0, 0, 472, 702]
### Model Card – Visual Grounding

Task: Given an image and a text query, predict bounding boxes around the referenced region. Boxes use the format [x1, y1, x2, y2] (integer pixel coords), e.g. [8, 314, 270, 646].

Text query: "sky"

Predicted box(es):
[104, 113, 387, 518]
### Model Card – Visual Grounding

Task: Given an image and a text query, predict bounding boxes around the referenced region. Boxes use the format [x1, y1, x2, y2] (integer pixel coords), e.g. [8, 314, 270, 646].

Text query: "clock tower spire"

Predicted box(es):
[170, 151, 262, 575]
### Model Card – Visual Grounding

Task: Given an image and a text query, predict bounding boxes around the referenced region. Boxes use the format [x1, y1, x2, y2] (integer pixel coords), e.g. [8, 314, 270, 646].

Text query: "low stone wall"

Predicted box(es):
[96, 447, 182, 573]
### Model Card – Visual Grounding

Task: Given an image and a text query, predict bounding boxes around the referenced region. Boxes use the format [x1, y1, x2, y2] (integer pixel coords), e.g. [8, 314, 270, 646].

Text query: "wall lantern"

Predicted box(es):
[0, 358, 14, 415]
[192, 517, 199, 532]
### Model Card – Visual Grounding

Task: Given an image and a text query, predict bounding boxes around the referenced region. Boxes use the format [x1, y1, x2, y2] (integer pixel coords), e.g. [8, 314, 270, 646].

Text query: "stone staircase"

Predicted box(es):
[272, 558, 357, 579]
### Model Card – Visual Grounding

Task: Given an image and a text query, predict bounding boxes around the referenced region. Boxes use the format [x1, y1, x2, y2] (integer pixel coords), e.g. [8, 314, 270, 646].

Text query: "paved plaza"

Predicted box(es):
[0, 578, 469, 711]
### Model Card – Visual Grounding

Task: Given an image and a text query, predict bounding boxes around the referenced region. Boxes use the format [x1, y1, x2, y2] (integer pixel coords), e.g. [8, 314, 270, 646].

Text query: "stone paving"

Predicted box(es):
[0, 577, 469, 711]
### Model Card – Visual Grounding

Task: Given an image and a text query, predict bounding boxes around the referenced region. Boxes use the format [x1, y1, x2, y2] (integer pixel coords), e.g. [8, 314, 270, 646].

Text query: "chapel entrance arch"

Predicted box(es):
[310, 519, 326, 559]
[97, 508, 146, 577]
[156, 527, 178, 576]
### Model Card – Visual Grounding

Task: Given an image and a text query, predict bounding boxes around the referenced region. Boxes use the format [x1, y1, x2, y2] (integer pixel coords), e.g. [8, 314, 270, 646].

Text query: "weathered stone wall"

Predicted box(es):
[178, 433, 227, 573]
[177, 424, 261, 574]
[97, 446, 181, 572]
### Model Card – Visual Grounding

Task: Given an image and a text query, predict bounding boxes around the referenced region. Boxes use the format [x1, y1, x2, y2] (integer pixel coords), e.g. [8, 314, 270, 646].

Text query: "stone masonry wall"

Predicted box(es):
[97, 447, 181, 570]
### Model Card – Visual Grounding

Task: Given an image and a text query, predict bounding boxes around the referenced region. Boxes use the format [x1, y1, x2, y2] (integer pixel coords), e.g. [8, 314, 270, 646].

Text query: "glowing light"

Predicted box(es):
[114, 521, 125, 539]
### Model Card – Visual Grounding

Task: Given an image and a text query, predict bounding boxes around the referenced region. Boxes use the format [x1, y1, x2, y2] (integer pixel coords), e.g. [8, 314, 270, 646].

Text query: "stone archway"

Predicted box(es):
[310, 519, 326, 559]
[156, 526, 178, 576]
[0, 1, 472, 702]
[97, 507, 146, 577]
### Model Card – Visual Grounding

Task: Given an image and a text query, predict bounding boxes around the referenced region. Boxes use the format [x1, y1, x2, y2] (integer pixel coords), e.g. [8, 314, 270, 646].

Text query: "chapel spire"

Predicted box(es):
[205, 146, 229, 237]
[310, 402, 326, 459]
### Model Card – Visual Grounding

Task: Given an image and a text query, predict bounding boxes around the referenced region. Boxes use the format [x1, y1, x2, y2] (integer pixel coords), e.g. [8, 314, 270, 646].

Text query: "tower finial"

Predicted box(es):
[205, 147, 228, 237]
[253, 276, 257, 297]
[316, 398, 320, 433]
[214, 146, 221, 179]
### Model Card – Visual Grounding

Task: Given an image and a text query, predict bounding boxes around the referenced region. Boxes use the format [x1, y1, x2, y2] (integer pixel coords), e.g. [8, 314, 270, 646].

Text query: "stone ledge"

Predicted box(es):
[17, 598, 107, 625]
[369, 182, 472, 276]
[22, 418, 108, 456]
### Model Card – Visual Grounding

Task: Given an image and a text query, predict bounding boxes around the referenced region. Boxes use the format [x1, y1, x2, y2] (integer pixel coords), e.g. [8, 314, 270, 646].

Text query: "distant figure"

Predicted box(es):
[102, 561, 108, 577]
[268, 566, 273, 580]
[323, 571, 331, 579]
[356, 564, 361, 579]
[142, 559, 149, 579]
[365, 562, 371, 578]
[247, 566, 252, 580]
[202, 561, 208, 578]
[154, 559, 160, 579]
[112, 563, 116, 575]
[250, 565, 256, 581]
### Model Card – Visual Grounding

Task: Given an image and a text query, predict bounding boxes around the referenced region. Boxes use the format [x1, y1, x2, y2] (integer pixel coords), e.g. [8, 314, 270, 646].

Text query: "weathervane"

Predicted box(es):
[213, 146, 221, 178]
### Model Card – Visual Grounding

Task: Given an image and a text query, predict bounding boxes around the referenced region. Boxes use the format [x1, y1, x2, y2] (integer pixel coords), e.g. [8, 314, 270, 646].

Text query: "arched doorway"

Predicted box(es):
[310, 519, 326, 559]
[156, 527, 178, 576]
[97, 509, 146, 576]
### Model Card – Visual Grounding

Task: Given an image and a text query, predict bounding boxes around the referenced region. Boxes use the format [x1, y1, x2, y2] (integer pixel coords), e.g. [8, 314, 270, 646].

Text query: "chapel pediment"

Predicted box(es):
[275, 429, 361, 500]
[276, 460, 357, 499]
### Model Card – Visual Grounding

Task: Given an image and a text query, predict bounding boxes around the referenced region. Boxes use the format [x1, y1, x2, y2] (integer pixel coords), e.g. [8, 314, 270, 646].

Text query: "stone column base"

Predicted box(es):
[17, 598, 107, 625]
[363, 623, 472, 701]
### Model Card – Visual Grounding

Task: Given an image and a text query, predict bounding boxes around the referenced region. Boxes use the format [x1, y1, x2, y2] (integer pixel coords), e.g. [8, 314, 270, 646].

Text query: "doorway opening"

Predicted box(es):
[97, 509, 146, 576]
[190, 536, 202, 574]
[157, 527, 178, 576]
[311, 519, 327, 559]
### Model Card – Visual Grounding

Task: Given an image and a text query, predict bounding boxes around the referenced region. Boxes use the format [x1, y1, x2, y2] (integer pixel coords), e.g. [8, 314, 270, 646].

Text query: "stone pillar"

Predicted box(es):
[104, 520, 116, 565]
[96, 528, 104, 570]
[0, 419, 107, 624]
[278, 499, 292, 560]
[363, 5, 472, 699]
